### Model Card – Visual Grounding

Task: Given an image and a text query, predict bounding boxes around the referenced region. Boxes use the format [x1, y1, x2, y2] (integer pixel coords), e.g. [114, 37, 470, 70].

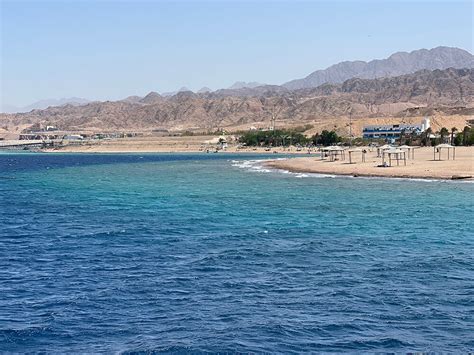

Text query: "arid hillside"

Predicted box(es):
[1, 68, 473, 135]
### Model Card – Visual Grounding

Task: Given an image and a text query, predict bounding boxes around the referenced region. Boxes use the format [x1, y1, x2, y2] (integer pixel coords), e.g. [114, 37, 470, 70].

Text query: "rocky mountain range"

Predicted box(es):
[4, 46, 472, 116]
[1, 68, 472, 133]
[283, 46, 474, 90]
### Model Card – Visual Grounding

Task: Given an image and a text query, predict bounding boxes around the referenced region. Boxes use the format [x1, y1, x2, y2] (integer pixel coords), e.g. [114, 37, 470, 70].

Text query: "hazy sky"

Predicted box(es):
[1, 0, 472, 108]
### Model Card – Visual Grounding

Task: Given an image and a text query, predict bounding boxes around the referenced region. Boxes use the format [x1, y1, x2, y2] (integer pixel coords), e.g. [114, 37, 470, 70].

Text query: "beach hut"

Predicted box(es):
[319, 147, 331, 160]
[324, 146, 345, 162]
[377, 144, 393, 157]
[382, 149, 407, 166]
[347, 148, 366, 164]
[398, 145, 416, 159]
[434, 144, 455, 160]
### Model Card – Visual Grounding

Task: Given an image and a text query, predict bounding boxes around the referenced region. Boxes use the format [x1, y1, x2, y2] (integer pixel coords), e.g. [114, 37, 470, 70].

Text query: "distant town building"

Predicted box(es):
[63, 134, 84, 140]
[363, 117, 430, 139]
[19, 133, 62, 140]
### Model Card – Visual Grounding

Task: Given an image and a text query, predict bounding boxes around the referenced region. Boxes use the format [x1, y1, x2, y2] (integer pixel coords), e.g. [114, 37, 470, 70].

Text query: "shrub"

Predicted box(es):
[311, 130, 341, 146]
[238, 129, 311, 147]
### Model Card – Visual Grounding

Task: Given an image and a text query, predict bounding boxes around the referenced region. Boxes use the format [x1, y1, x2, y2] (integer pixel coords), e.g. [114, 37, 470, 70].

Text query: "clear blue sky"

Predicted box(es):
[1, 0, 472, 108]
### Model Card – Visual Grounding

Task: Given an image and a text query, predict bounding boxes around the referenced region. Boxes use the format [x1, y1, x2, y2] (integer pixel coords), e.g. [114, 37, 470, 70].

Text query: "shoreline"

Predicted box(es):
[2, 144, 473, 181]
[33, 145, 314, 155]
[264, 147, 474, 181]
[264, 160, 473, 181]
[0, 147, 310, 157]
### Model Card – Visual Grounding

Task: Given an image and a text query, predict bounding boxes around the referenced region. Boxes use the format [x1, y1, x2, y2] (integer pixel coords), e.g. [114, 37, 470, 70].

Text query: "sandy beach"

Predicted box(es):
[266, 146, 474, 180]
[3, 135, 473, 180]
[39, 135, 311, 154]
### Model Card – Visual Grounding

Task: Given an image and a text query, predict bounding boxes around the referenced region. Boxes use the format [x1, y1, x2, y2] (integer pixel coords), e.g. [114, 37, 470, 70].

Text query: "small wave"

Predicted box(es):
[231, 159, 273, 173]
[356, 175, 474, 183]
[230, 157, 474, 183]
[275, 167, 467, 182]
[0, 326, 52, 341]
[121, 345, 196, 354]
[231, 159, 337, 178]
[278, 168, 338, 179]
[332, 337, 413, 350]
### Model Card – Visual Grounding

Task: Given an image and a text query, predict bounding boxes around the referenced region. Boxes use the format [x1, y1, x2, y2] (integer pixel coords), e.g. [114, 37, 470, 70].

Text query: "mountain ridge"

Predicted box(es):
[283, 46, 474, 90]
[4, 46, 472, 114]
[1, 68, 472, 133]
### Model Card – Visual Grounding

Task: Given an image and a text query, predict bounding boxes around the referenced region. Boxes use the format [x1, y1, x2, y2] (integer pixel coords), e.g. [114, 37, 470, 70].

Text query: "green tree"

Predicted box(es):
[422, 127, 432, 146]
[462, 126, 470, 146]
[399, 128, 406, 145]
[312, 130, 340, 146]
[467, 127, 474, 146]
[439, 127, 449, 143]
[450, 127, 457, 145]
[238, 129, 310, 147]
[453, 133, 463, 146]
[312, 133, 320, 145]
[407, 130, 417, 146]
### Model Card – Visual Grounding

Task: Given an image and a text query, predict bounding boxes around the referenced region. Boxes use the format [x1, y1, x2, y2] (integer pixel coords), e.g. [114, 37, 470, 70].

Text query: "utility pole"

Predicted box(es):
[349, 110, 353, 147]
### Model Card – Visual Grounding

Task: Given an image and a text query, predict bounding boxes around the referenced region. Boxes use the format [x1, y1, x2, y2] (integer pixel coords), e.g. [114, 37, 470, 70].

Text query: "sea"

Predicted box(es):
[1, 152, 473, 353]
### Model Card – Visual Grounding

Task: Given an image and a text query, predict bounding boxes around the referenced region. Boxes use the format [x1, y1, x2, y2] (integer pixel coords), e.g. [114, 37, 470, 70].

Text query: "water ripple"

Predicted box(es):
[1, 153, 473, 352]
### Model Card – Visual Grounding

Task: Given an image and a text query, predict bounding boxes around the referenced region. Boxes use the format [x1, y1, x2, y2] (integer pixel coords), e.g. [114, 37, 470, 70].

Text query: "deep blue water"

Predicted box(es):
[1, 152, 473, 352]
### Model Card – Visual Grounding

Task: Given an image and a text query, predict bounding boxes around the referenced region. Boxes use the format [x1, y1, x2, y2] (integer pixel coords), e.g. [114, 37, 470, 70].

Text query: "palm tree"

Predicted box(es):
[423, 127, 432, 146]
[399, 128, 406, 146]
[462, 126, 470, 146]
[450, 127, 458, 145]
[439, 127, 449, 143]
[409, 129, 417, 146]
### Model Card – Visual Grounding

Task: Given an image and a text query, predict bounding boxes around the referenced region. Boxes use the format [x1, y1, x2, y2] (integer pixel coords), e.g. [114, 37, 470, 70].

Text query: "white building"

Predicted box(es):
[421, 117, 431, 132]
[363, 117, 430, 139]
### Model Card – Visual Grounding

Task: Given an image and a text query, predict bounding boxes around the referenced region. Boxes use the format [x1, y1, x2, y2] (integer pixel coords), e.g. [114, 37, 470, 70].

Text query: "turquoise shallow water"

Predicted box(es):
[1, 153, 473, 352]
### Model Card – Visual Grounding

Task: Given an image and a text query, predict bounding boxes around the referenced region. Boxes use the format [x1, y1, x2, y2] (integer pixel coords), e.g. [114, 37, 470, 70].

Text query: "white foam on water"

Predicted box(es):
[230, 158, 473, 183]
[231, 159, 273, 173]
[231, 158, 337, 179]
[355, 175, 474, 183]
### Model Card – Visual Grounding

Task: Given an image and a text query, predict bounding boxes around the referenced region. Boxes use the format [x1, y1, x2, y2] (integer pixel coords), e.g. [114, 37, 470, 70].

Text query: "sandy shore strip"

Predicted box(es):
[265, 147, 474, 180]
[34, 136, 313, 154]
[3, 136, 473, 180]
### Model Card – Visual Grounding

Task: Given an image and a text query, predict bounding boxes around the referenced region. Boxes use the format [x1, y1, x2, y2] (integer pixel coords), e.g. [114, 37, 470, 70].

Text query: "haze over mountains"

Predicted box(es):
[1, 46, 473, 133]
[228, 81, 265, 90]
[2, 97, 91, 114]
[4, 46, 472, 115]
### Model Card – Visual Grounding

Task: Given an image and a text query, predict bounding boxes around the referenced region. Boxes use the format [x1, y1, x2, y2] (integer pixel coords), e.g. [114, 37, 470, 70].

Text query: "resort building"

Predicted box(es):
[363, 117, 430, 140]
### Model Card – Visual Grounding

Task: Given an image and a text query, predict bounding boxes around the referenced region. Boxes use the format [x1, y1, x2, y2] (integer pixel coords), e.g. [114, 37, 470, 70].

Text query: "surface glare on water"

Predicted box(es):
[1, 153, 473, 352]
